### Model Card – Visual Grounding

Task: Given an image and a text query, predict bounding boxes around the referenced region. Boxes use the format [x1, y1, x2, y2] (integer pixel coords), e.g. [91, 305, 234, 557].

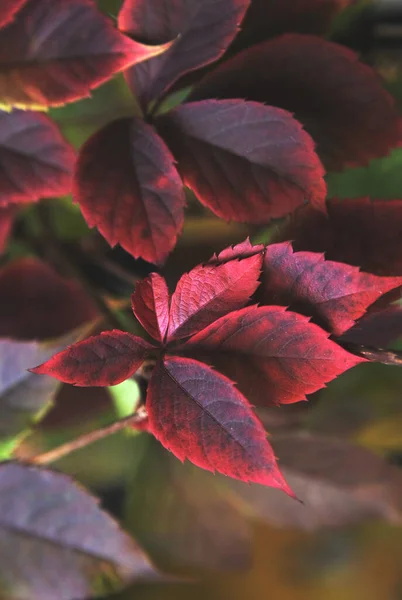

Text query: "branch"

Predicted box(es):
[342, 342, 402, 366]
[30, 407, 148, 466]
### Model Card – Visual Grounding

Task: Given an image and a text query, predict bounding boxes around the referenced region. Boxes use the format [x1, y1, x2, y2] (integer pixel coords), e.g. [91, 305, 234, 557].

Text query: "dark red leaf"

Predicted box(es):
[0, 205, 15, 252]
[118, 0, 250, 112]
[167, 251, 263, 341]
[0, 0, 26, 29]
[190, 34, 402, 170]
[0, 110, 75, 205]
[131, 273, 170, 343]
[0, 0, 172, 109]
[279, 197, 402, 277]
[157, 99, 326, 223]
[262, 242, 402, 336]
[182, 305, 364, 405]
[30, 331, 155, 386]
[74, 117, 185, 265]
[147, 355, 293, 493]
[233, 0, 351, 49]
[208, 237, 264, 264]
[0, 258, 98, 340]
[338, 306, 402, 349]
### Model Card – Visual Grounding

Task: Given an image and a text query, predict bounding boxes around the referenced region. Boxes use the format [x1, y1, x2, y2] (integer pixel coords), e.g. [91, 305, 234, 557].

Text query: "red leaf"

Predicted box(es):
[0, 205, 16, 253]
[167, 251, 263, 341]
[30, 331, 155, 386]
[339, 307, 402, 349]
[208, 237, 264, 264]
[157, 99, 326, 223]
[118, 0, 250, 112]
[0, 110, 75, 205]
[74, 117, 185, 265]
[182, 305, 364, 405]
[147, 355, 293, 494]
[0, 0, 26, 29]
[233, 0, 352, 49]
[0, 0, 172, 109]
[279, 198, 402, 277]
[262, 242, 402, 336]
[0, 258, 98, 340]
[131, 273, 170, 343]
[190, 34, 402, 170]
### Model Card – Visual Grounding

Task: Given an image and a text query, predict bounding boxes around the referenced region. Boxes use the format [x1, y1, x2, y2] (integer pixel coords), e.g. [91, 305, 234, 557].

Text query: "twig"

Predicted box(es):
[30, 408, 148, 465]
[342, 342, 402, 366]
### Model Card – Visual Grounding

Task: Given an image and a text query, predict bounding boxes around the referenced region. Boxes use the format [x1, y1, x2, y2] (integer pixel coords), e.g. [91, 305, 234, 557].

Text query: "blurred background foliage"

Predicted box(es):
[9, 0, 402, 598]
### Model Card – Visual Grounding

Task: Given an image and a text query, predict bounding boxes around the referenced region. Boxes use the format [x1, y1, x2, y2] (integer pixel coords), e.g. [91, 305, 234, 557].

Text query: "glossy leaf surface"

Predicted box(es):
[183, 306, 364, 405]
[147, 356, 293, 493]
[119, 0, 250, 111]
[157, 99, 326, 223]
[74, 117, 185, 264]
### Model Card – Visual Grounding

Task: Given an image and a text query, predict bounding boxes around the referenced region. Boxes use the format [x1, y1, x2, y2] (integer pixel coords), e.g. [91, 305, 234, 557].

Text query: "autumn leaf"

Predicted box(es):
[147, 356, 294, 494]
[190, 34, 402, 169]
[131, 273, 170, 343]
[0, 0, 26, 29]
[118, 0, 250, 112]
[278, 197, 402, 277]
[74, 117, 185, 264]
[30, 331, 155, 386]
[182, 305, 364, 405]
[157, 99, 326, 222]
[0, 110, 75, 205]
[0, 258, 98, 340]
[262, 242, 402, 336]
[0, 0, 172, 109]
[167, 250, 263, 341]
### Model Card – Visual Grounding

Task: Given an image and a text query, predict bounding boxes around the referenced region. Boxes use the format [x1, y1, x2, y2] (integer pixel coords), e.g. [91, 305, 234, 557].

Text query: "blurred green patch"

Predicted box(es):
[327, 148, 402, 199]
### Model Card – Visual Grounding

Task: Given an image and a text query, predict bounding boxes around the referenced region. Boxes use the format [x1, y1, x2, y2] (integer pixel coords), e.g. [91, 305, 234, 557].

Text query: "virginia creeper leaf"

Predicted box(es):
[125, 433, 251, 572]
[0, 0, 172, 109]
[262, 242, 402, 336]
[0, 258, 98, 340]
[208, 237, 264, 264]
[0, 0, 26, 29]
[118, 0, 250, 111]
[147, 356, 293, 493]
[30, 331, 155, 386]
[279, 197, 402, 277]
[157, 99, 326, 223]
[167, 251, 262, 341]
[227, 433, 402, 530]
[182, 305, 364, 405]
[339, 307, 402, 349]
[0, 110, 75, 205]
[131, 273, 170, 343]
[233, 0, 352, 49]
[74, 117, 185, 264]
[190, 34, 402, 170]
[0, 463, 157, 599]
